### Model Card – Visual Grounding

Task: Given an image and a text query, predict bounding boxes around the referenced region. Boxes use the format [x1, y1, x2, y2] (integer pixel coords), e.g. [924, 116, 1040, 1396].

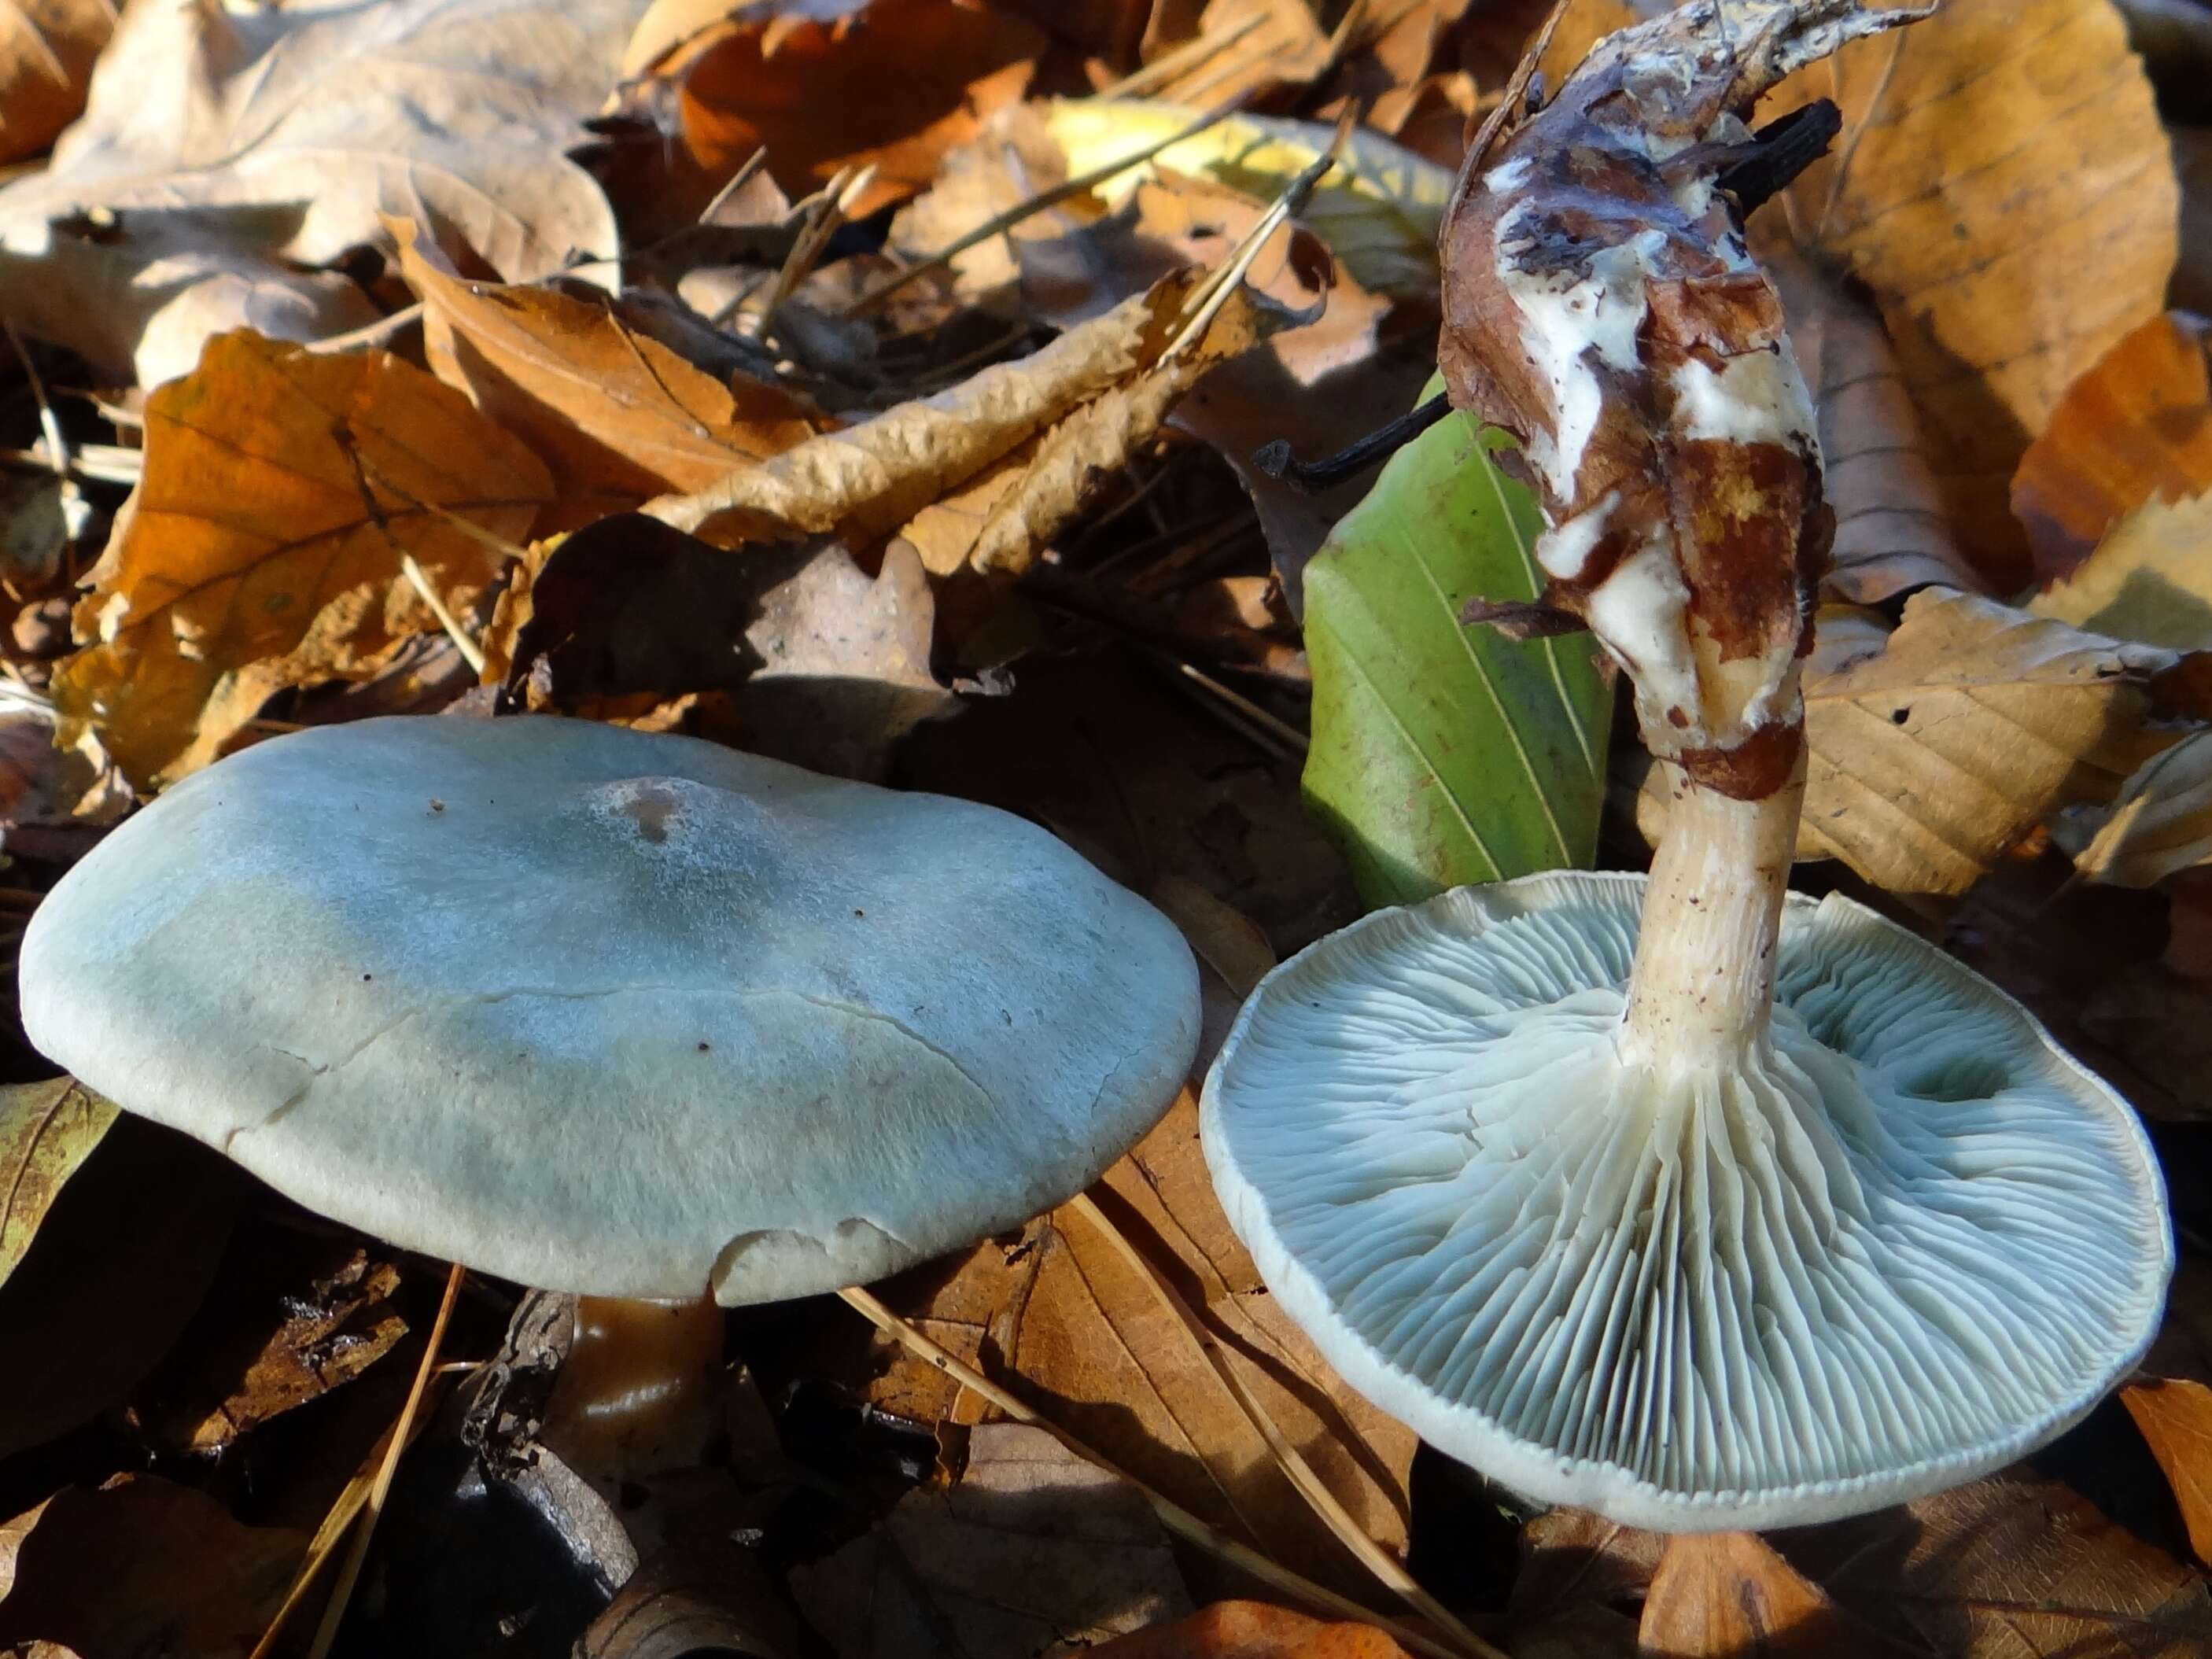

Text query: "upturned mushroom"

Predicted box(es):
[1201, 0, 2172, 1530]
[20, 714, 1200, 1455]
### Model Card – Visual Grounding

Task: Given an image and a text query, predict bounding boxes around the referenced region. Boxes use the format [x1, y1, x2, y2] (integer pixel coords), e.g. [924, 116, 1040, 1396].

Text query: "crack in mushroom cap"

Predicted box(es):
[20, 716, 1200, 1305]
[1200, 873, 2170, 1530]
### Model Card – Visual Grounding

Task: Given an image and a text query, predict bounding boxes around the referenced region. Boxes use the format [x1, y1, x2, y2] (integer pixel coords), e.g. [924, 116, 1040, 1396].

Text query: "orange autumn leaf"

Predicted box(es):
[396, 223, 819, 510]
[2013, 313, 2212, 584]
[0, 0, 115, 162]
[2125, 1378, 2212, 1567]
[1089, 1601, 1414, 1657]
[1638, 1532, 1859, 1658]
[629, 0, 1046, 215]
[53, 330, 552, 788]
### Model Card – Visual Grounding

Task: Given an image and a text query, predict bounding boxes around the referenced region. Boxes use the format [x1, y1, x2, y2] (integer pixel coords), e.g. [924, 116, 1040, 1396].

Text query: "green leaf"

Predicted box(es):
[0, 1076, 119, 1292]
[1302, 380, 1613, 907]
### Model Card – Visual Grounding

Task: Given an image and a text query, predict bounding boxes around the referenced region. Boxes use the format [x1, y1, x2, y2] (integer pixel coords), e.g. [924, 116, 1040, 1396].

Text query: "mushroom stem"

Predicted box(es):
[539, 1294, 725, 1484]
[1619, 753, 1805, 1071]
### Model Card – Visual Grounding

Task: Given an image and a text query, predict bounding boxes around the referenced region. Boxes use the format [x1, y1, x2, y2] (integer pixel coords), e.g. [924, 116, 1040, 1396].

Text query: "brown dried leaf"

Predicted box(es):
[2012, 314, 2212, 583]
[1769, 0, 2179, 592]
[0, 1477, 302, 1658]
[632, 0, 1046, 216]
[0, 1077, 115, 1293]
[397, 223, 819, 511]
[861, 1089, 1417, 1607]
[1089, 1600, 1416, 1657]
[650, 269, 1277, 571]
[0, 0, 115, 163]
[1776, 1469, 2212, 1656]
[50, 330, 554, 789]
[1796, 588, 2169, 894]
[2125, 1379, 2212, 1568]
[1768, 248, 1979, 603]
[1638, 1533, 1860, 1659]
[0, 0, 649, 387]
[788, 1421, 1190, 1659]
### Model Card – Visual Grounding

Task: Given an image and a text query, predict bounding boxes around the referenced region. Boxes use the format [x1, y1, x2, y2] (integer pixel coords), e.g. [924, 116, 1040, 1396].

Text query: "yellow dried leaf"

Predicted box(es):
[2063, 728, 2212, 888]
[1045, 98, 1454, 296]
[1769, 0, 2178, 591]
[2030, 490, 2212, 654]
[53, 331, 553, 788]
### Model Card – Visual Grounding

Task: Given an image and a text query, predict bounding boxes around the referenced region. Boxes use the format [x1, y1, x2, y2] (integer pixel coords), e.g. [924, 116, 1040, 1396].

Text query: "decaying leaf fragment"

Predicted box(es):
[1638, 1532, 1863, 1656]
[1438, 0, 1917, 798]
[51, 330, 554, 789]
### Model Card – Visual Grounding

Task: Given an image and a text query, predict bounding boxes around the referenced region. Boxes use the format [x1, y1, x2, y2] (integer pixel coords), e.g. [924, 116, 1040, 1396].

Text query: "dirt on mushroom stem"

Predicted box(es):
[1436, 0, 1915, 1072]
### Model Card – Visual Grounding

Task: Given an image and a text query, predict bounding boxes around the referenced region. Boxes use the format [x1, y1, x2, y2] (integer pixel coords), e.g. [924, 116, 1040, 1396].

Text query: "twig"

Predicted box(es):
[1064, 1195, 1488, 1653]
[304, 1261, 466, 1659]
[730, 163, 877, 336]
[307, 304, 428, 356]
[837, 1285, 1494, 1659]
[845, 98, 1245, 317]
[1103, 13, 1270, 98]
[246, 1372, 456, 1659]
[1253, 393, 1452, 494]
[1162, 112, 1349, 363]
[695, 147, 771, 225]
[1169, 659, 1308, 755]
[398, 553, 487, 676]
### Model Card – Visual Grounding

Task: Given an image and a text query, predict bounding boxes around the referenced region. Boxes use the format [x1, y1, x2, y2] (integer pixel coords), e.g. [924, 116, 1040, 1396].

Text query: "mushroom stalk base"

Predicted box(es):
[1619, 760, 1805, 1073]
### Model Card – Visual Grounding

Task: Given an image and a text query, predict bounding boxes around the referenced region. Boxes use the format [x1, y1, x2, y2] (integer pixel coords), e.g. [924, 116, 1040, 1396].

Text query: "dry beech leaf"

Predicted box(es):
[0, 1078, 116, 1294]
[1776, 1469, 2212, 1655]
[1089, 1600, 1414, 1657]
[2125, 1379, 2212, 1568]
[651, 268, 1280, 570]
[396, 223, 819, 513]
[788, 1421, 1190, 1659]
[0, 1476, 302, 1658]
[51, 330, 553, 789]
[1768, 247, 1979, 604]
[626, 0, 1046, 216]
[2030, 489, 2212, 654]
[0, 0, 651, 388]
[1794, 588, 2167, 894]
[0, 0, 116, 163]
[1637, 1533, 1860, 1659]
[2013, 313, 2212, 583]
[2062, 727, 2212, 887]
[861, 1088, 1417, 1606]
[1766, 0, 2178, 591]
